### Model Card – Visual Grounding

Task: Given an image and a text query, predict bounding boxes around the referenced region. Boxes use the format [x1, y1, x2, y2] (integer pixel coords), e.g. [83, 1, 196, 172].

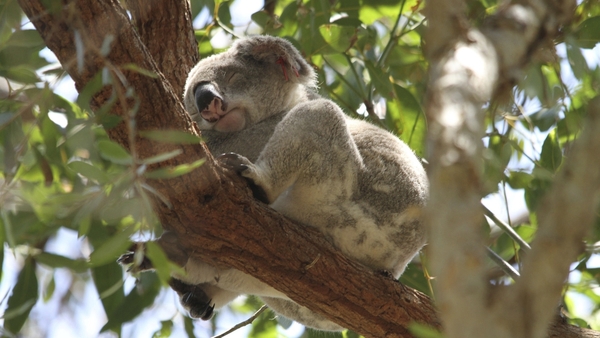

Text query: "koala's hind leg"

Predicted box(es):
[220, 98, 362, 208]
[260, 297, 343, 331]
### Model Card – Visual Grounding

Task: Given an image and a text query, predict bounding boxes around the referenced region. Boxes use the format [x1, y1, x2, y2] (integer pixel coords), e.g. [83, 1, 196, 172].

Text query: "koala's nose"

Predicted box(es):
[194, 83, 221, 112]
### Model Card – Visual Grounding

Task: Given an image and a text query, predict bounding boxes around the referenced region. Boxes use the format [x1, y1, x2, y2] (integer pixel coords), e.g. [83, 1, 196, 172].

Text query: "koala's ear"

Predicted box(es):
[233, 36, 316, 86]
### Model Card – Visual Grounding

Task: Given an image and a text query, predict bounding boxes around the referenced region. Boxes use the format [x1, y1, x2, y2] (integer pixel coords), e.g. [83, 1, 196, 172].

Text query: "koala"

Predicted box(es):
[120, 35, 428, 331]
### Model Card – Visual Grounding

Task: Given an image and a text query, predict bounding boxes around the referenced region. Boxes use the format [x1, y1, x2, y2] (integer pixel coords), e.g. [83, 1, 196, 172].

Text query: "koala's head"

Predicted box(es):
[183, 36, 316, 132]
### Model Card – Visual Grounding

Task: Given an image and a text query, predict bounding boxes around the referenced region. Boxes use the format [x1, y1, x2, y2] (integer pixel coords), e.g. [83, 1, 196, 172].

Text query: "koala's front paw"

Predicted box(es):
[170, 279, 215, 320]
[117, 249, 153, 273]
[218, 153, 269, 204]
[218, 152, 255, 176]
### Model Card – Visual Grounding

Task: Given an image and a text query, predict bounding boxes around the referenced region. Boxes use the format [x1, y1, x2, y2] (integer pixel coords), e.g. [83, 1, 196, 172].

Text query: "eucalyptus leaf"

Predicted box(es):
[4, 258, 38, 334]
[139, 130, 202, 144]
[144, 158, 205, 179]
[89, 227, 134, 267]
[96, 140, 133, 165]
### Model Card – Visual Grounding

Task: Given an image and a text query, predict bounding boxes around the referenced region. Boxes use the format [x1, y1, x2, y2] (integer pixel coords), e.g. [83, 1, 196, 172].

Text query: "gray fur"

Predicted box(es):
[178, 36, 428, 331]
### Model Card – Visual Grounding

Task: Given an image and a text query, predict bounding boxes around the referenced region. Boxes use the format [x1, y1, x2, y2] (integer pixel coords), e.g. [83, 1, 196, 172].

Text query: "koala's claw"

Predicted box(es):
[217, 152, 253, 174]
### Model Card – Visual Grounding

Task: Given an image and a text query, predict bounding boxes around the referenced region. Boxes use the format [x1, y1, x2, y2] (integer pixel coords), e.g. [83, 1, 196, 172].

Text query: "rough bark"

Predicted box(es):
[124, 0, 199, 94]
[17, 0, 599, 337]
[424, 0, 600, 338]
[17, 1, 439, 337]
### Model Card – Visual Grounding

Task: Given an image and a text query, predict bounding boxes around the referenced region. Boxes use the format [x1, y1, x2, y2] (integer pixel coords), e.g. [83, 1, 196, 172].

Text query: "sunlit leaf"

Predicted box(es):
[152, 320, 174, 338]
[145, 241, 173, 285]
[122, 63, 158, 78]
[97, 140, 132, 165]
[408, 323, 444, 338]
[319, 24, 357, 53]
[43, 275, 56, 302]
[139, 130, 203, 144]
[573, 16, 600, 49]
[89, 227, 134, 267]
[145, 158, 205, 179]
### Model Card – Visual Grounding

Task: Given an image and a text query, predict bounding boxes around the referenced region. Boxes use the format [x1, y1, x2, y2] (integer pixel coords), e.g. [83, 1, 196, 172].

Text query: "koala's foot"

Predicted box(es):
[218, 152, 269, 204]
[169, 278, 215, 320]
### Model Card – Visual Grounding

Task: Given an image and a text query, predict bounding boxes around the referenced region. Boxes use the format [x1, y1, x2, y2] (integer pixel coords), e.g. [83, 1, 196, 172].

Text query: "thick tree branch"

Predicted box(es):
[423, 4, 497, 338]
[124, 0, 199, 94]
[18, 1, 440, 336]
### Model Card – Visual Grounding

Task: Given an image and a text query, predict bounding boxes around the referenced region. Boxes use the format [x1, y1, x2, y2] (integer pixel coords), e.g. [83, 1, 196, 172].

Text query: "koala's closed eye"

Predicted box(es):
[227, 72, 241, 83]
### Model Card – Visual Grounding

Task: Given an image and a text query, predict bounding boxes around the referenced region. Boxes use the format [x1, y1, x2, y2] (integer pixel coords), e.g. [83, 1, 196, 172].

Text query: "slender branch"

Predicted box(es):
[212, 305, 269, 338]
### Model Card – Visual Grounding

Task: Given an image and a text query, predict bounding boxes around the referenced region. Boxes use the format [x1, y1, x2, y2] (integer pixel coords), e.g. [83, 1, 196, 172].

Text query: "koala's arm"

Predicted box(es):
[220, 98, 361, 205]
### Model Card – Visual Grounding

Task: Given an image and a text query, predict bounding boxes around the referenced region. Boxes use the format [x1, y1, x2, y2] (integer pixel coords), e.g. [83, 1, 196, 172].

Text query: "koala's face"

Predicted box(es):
[183, 36, 316, 132]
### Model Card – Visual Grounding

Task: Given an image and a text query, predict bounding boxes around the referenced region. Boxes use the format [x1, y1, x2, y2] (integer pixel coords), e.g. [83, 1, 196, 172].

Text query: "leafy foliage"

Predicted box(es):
[0, 0, 600, 337]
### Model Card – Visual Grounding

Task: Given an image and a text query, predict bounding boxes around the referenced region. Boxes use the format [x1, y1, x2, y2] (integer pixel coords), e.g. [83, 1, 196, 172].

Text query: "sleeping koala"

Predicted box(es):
[120, 35, 428, 331]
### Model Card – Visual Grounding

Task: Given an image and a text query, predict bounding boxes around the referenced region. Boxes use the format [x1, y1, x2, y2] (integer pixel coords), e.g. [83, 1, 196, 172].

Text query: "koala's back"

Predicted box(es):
[263, 110, 427, 277]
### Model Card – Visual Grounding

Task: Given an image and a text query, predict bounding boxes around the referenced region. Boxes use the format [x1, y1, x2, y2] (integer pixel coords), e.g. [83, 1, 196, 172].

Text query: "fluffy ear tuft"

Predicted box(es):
[232, 36, 316, 87]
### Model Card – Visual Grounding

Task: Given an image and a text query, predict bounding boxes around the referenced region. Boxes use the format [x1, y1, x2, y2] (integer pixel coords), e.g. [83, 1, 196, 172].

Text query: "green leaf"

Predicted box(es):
[566, 42, 589, 80]
[89, 227, 134, 267]
[96, 140, 132, 165]
[35, 252, 89, 272]
[0, 65, 40, 83]
[184, 316, 196, 338]
[507, 171, 533, 190]
[387, 84, 426, 156]
[408, 323, 445, 338]
[101, 273, 161, 333]
[43, 275, 56, 302]
[539, 129, 562, 173]
[139, 130, 203, 144]
[145, 158, 205, 179]
[145, 241, 173, 285]
[365, 60, 394, 100]
[92, 262, 125, 318]
[4, 258, 38, 334]
[319, 24, 357, 53]
[68, 160, 109, 183]
[573, 16, 600, 49]
[141, 149, 183, 165]
[529, 106, 560, 132]
[121, 63, 158, 78]
[2, 30, 44, 49]
[152, 320, 174, 338]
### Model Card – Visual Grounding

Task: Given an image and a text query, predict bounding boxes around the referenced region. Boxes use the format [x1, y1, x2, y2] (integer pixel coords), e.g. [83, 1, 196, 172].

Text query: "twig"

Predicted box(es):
[211, 305, 269, 338]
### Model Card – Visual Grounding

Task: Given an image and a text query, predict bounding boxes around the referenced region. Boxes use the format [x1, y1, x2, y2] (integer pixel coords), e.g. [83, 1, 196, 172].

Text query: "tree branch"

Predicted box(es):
[17, 1, 440, 336]
[124, 0, 199, 94]
[18, 1, 597, 337]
